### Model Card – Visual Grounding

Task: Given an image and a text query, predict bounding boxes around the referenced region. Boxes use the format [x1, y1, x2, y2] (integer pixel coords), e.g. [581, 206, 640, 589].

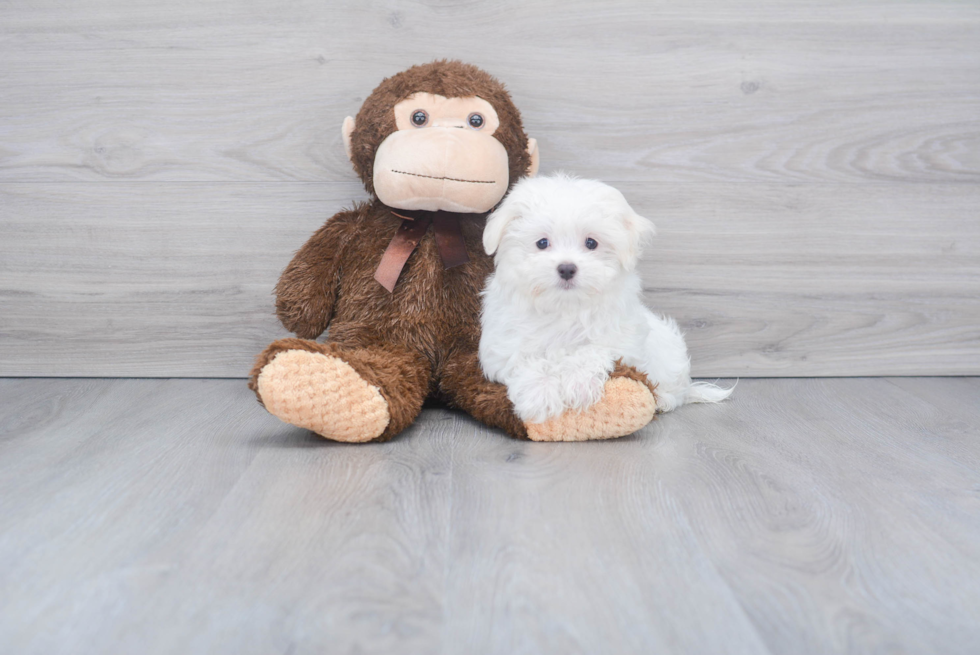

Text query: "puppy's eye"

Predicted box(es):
[536, 238, 549, 250]
[411, 110, 428, 127]
[467, 113, 485, 129]
[585, 238, 598, 250]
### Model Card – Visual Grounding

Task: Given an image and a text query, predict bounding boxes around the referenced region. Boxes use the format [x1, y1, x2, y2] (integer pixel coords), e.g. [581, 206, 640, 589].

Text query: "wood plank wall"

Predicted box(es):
[1, 0, 978, 377]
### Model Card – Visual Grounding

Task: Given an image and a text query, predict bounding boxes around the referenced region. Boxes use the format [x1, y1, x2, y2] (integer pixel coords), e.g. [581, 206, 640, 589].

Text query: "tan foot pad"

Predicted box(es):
[256, 349, 390, 443]
[525, 377, 657, 442]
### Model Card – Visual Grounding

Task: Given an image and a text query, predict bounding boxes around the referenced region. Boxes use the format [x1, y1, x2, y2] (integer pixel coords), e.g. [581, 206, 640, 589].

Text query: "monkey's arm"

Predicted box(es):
[274, 207, 360, 339]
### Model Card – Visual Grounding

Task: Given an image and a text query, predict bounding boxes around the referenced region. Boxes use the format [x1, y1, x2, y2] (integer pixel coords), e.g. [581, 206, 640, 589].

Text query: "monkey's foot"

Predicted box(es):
[255, 349, 390, 443]
[525, 372, 657, 442]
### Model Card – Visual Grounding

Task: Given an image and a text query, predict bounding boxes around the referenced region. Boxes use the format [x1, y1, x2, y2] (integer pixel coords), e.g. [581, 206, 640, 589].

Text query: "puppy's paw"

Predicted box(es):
[654, 392, 680, 414]
[559, 369, 608, 412]
[525, 374, 657, 442]
[509, 374, 567, 424]
[551, 349, 613, 412]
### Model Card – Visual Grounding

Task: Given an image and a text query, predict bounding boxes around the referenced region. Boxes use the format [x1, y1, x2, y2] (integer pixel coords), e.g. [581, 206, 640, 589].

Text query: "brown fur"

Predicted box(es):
[611, 359, 659, 400]
[248, 198, 528, 439]
[250, 62, 535, 441]
[250, 61, 645, 442]
[349, 60, 532, 196]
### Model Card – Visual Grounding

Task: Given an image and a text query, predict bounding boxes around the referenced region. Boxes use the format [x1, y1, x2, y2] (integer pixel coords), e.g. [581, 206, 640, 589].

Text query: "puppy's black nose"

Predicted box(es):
[557, 263, 577, 280]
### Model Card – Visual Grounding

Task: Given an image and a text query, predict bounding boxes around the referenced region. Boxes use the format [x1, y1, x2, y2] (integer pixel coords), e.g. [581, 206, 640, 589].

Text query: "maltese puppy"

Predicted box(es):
[479, 173, 732, 424]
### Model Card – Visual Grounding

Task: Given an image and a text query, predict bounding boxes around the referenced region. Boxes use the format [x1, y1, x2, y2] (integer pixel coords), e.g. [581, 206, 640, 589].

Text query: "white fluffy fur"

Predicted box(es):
[479, 173, 732, 423]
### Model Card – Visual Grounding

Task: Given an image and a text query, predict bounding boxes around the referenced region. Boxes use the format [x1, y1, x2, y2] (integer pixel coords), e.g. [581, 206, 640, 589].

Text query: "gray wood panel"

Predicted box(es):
[1, 0, 979, 376]
[1, 377, 979, 654]
[2, 181, 977, 377]
[0, 1, 977, 184]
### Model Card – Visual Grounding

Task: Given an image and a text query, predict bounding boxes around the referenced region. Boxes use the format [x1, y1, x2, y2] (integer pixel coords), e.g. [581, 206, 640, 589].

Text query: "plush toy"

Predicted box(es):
[248, 61, 658, 442]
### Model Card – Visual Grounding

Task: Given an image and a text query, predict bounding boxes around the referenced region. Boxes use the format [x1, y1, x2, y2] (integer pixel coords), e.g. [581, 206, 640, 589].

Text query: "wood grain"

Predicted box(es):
[443, 378, 980, 654]
[0, 1, 977, 184]
[673, 379, 980, 654]
[2, 181, 977, 377]
[1, 0, 978, 376]
[441, 423, 771, 655]
[1, 377, 978, 653]
[0, 378, 454, 654]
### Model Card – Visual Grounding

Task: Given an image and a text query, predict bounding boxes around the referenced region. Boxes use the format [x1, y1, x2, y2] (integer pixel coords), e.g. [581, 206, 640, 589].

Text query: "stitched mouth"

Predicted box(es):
[390, 169, 496, 184]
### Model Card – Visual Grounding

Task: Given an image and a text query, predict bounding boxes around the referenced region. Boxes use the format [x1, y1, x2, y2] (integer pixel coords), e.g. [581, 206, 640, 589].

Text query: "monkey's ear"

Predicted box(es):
[526, 138, 540, 177]
[342, 116, 356, 162]
[483, 195, 523, 255]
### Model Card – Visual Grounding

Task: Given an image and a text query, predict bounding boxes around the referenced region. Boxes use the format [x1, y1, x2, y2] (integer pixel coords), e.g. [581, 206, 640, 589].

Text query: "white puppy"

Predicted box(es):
[479, 173, 732, 424]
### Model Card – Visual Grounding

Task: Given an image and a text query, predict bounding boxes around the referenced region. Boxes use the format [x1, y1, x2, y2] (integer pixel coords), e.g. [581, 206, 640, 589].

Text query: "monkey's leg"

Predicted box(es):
[439, 351, 657, 442]
[438, 348, 528, 439]
[249, 338, 431, 443]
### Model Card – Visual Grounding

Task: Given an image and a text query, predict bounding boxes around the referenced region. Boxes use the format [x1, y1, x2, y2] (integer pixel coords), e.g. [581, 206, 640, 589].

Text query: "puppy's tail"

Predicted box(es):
[685, 379, 737, 404]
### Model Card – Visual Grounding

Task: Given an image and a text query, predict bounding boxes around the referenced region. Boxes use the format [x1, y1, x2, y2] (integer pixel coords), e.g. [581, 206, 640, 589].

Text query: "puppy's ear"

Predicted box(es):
[483, 195, 523, 255]
[618, 209, 656, 271]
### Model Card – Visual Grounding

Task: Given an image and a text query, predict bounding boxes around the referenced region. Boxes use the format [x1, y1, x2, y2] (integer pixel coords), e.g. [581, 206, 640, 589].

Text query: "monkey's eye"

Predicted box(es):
[411, 110, 428, 127]
[536, 238, 549, 250]
[585, 238, 598, 250]
[467, 113, 485, 129]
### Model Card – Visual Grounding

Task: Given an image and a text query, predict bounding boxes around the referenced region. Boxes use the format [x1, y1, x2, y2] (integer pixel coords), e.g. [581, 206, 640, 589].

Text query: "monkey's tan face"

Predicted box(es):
[346, 93, 516, 213]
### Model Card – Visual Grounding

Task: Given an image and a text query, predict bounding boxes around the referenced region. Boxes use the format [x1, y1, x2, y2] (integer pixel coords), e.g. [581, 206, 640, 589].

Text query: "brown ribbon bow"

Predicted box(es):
[373, 209, 479, 293]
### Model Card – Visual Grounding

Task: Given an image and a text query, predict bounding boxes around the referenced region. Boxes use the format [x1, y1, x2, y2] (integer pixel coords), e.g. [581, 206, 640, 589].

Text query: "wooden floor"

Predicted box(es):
[1, 378, 978, 654]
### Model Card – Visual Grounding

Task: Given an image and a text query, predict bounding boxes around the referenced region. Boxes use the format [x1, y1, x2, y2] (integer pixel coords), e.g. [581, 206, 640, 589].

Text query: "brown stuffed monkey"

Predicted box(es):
[248, 61, 658, 442]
